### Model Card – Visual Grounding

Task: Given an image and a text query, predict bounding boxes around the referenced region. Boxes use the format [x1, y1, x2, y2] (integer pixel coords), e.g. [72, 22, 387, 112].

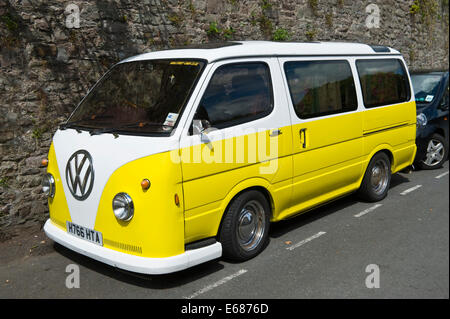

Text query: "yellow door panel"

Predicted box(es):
[290, 112, 364, 214]
[181, 127, 292, 209]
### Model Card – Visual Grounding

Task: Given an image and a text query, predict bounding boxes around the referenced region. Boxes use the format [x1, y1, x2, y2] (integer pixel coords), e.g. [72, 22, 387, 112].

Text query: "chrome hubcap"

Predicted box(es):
[422, 139, 444, 167]
[237, 200, 265, 251]
[370, 159, 389, 195]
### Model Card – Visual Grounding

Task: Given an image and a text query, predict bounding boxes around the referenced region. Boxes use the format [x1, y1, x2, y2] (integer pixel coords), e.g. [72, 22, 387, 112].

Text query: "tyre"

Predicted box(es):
[417, 133, 448, 170]
[218, 190, 271, 261]
[358, 152, 391, 202]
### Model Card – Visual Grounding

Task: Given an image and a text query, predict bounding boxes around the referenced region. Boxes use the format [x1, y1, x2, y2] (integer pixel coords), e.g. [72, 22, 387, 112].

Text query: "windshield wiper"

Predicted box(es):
[89, 122, 174, 136]
[59, 115, 114, 130]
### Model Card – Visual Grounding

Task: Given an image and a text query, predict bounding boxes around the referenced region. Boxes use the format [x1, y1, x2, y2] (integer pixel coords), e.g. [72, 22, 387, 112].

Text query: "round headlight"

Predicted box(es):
[417, 113, 427, 127]
[42, 173, 55, 198]
[112, 193, 134, 221]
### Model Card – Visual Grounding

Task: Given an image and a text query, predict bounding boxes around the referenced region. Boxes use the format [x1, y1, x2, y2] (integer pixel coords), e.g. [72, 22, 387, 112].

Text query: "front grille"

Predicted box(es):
[103, 238, 143, 255]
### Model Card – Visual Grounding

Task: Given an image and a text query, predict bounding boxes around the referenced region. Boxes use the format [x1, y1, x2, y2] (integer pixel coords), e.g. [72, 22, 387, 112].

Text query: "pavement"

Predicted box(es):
[0, 162, 448, 299]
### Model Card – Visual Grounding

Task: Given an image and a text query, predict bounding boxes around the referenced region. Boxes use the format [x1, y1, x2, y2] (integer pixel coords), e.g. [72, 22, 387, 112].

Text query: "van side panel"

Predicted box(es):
[181, 128, 293, 243]
[278, 111, 364, 221]
[362, 101, 417, 173]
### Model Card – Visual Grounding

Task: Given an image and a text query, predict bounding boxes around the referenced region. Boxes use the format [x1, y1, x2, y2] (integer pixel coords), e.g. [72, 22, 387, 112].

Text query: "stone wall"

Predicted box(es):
[0, 0, 449, 234]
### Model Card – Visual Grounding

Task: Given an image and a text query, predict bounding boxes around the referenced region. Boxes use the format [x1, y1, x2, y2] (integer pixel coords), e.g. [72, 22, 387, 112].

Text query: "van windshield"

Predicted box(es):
[64, 59, 205, 135]
[411, 74, 442, 104]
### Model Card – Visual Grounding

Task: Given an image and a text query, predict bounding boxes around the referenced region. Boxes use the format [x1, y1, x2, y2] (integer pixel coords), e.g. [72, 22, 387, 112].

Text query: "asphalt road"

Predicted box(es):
[0, 162, 448, 299]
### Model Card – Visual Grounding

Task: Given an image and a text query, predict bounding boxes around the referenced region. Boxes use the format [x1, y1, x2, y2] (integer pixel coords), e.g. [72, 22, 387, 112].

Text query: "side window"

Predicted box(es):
[192, 62, 273, 132]
[356, 59, 410, 108]
[284, 60, 357, 119]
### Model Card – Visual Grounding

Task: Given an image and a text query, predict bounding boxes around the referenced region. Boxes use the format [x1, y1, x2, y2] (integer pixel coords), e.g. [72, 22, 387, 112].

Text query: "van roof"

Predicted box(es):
[122, 41, 401, 64]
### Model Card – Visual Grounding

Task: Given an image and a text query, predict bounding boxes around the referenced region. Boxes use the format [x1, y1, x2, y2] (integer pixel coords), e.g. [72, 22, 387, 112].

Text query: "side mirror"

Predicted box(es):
[192, 119, 211, 135]
[192, 119, 214, 150]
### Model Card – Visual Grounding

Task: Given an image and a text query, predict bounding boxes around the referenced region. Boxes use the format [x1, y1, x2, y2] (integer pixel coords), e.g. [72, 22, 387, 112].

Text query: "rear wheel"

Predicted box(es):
[219, 190, 271, 261]
[418, 134, 448, 170]
[358, 152, 391, 202]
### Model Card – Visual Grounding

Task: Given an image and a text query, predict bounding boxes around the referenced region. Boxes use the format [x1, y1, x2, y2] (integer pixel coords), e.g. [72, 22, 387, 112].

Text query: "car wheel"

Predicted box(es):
[219, 190, 271, 261]
[358, 152, 391, 202]
[418, 133, 448, 170]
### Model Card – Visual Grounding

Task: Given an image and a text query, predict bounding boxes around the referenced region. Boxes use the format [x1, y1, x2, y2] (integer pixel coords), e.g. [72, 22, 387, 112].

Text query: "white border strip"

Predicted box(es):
[435, 171, 449, 179]
[354, 204, 383, 218]
[286, 231, 326, 251]
[400, 184, 422, 195]
[184, 269, 248, 299]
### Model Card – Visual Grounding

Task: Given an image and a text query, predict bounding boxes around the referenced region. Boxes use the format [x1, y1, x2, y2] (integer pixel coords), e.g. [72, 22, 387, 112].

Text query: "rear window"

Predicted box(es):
[284, 60, 358, 119]
[356, 59, 410, 108]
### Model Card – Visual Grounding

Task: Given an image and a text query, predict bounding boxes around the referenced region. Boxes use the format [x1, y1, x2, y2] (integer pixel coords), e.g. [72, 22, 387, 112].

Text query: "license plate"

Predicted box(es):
[66, 221, 103, 246]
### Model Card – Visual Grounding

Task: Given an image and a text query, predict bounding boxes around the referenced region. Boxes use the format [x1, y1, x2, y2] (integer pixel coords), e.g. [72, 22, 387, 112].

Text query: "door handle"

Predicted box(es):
[269, 129, 282, 137]
[300, 128, 307, 148]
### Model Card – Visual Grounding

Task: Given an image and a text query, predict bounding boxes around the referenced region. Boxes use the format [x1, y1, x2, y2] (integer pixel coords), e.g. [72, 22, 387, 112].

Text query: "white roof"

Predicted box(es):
[122, 41, 401, 64]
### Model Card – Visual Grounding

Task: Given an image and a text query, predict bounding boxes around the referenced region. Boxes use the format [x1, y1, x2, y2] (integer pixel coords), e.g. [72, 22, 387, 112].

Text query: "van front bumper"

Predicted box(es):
[44, 219, 222, 275]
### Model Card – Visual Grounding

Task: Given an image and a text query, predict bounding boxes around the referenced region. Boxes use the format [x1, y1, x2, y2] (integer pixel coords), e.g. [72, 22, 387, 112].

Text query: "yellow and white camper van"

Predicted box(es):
[43, 41, 417, 274]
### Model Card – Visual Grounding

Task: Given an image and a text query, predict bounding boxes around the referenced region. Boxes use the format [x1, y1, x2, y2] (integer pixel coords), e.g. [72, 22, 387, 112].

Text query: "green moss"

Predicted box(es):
[188, 1, 197, 15]
[207, 21, 221, 36]
[305, 25, 317, 41]
[272, 28, 290, 41]
[308, 0, 319, 16]
[0, 177, 9, 188]
[258, 14, 273, 38]
[168, 13, 183, 27]
[261, 0, 272, 10]
[325, 12, 333, 28]
[207, 22, 236, 41]
[32, 128, 43, 140]
[222, 27, 235, 40]
[1, 13, 18, 31]
[410, 0, 421, 14]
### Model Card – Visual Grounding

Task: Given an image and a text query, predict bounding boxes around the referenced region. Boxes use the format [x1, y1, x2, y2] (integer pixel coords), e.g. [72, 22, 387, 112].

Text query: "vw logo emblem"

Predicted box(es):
[65, 150, 94, 201]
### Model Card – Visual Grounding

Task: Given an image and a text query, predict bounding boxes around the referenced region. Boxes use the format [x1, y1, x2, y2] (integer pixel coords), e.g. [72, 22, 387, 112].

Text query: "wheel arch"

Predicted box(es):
[365, 145, 395, 171]
[215, 178, 274, 238]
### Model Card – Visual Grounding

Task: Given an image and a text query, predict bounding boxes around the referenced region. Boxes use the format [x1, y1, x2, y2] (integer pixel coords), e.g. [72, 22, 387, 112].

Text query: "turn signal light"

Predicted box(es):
[141, 179, 150, 190]
[41, 158, 49, 167]
[174, 193, 180, 206]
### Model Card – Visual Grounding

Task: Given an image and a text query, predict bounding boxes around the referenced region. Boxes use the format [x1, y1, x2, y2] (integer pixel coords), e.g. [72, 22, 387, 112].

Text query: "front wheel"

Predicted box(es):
[218, 190, 271, 261]
[358, 152, 392, 202]
[418, 134, 448, 170]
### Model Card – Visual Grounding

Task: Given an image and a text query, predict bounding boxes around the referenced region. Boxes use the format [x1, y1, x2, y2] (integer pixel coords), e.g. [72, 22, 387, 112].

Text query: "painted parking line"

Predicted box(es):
[400, 184, 422, 195]
[435, 171, 449, 179]
[184, 269, 248, 299]
[286, 231, 326, 251]
[354, 204, 383, 218]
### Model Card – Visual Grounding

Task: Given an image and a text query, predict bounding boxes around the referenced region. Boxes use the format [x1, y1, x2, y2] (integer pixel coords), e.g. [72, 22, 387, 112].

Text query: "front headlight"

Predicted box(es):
[42, 173, 55, 198]
[416, 113, 427, 127]
[112, 193, 134, 221]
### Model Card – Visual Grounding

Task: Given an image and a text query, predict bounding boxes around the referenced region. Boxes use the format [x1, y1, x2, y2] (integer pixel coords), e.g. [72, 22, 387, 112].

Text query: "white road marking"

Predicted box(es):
[400, 184, 422, 195]
[354, 204, 383, 218]
[184, 269, 248, 299]
[435, 171, 449, 179]
[286, 231, 326, 251]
